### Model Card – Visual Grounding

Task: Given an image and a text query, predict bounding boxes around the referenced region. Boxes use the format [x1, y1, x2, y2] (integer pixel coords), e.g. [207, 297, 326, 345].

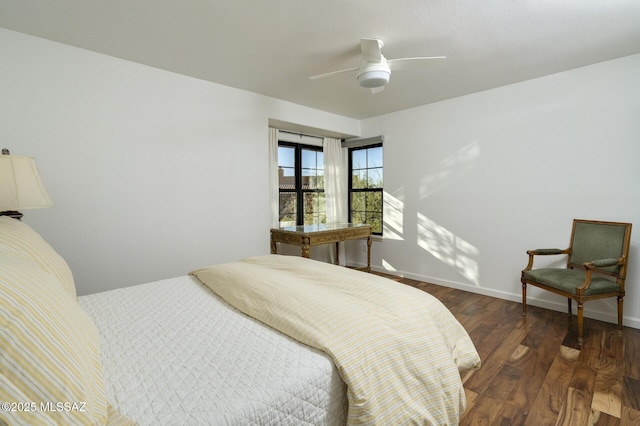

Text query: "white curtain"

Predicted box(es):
[324, 137, 348, 265]
[268, 128, 279, 228]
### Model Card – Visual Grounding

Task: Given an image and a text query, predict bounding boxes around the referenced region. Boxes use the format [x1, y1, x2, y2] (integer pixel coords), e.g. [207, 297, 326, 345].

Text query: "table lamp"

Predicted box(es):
[0, 149, 54, 220]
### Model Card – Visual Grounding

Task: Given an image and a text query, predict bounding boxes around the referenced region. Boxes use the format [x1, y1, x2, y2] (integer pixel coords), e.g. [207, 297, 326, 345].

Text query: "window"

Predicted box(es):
[349, 144, 383, 235]
[278, 142, 325, 227]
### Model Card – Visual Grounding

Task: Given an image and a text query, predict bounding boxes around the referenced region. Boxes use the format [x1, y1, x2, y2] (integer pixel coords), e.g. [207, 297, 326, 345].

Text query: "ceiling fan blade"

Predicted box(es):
[370, 86, 385, 94]
[388, 56, 446, 71]
[360, 38, 383, 62]
[308, 67, 359, 80]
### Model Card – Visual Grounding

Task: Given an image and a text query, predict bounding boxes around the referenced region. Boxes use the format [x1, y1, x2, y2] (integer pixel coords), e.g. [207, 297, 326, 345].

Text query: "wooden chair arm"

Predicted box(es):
[527, 248, 569, 255]
[576, 256, 625, 295]
[583, 257, 623, 269]
[575, 268, 593, 295]
[524, 248, 570, 271]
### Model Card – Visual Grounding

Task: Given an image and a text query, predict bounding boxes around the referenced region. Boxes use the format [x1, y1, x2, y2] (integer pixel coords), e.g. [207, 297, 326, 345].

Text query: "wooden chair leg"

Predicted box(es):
[618, 295, 624, 336]
[567, 298, 572, 319]
[522, 282, 527, 316]
[577, 302, 584, 346]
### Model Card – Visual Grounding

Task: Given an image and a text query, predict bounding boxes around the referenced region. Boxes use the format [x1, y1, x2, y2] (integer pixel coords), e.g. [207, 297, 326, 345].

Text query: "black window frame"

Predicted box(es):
[277, 141, 325, 227]
[348, 143, 383, 236]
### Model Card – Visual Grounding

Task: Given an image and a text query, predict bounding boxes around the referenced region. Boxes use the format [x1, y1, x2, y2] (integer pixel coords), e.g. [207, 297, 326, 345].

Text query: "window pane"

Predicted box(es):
[301, 169, 324, 190]
[316, 170, 324, 190]
[351, 191, 382, 213]
[304, 211, 327, 225]
[367, 146, 383, 168]
[302, 149, 323, 170]
[350, 190, 382, 233]
[303, 192, 326, 225]
[351, 192, 364, 212]
[352, 169, 367, 189]
[349, 144, 383, 235]
[368, 167, 383, 188]
[302, 169, 322, 190]
[278, 142, 327, 228]
[351, 210, 366, 226]
[278, 146, 295, 168]
[301, 149, 316, 169]
[366, 213, 382, 234]
[365, 191, 382, 211]
[279, 167, 295, 189]
[279, 193, 296, 227]
[278, 146, 296, 190]
[352, 149, 366, 170]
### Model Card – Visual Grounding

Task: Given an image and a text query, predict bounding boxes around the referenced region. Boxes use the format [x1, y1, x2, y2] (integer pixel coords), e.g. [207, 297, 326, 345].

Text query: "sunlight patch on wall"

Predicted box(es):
[382, 259, 397, 272]
[417, 213, 480, 285]
[419, 141, 480, 199]
[382, 189, 405, 240]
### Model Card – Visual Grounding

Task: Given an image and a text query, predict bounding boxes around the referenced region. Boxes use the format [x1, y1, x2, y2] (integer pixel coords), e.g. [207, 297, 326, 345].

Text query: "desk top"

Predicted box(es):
[273, 223, 371, 234]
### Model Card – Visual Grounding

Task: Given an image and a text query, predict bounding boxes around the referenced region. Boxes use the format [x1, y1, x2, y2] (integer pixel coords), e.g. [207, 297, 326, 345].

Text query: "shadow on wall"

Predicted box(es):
[417, 214, 480, 286]
[381, 140, 481, 285]
[417, 140, 481, 284]
[419, 141, 480, 200]
[383, 189, 405, 241]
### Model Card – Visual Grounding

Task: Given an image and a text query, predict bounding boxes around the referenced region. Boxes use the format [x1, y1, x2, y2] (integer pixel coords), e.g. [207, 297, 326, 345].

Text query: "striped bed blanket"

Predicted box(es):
[190, 255, 480, 425]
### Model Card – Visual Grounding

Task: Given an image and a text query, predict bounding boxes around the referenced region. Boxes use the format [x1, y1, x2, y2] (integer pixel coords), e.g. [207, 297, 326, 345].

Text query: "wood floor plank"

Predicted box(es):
[464, 322, 531, 395]
[592, 356, 623, 418]
[505, 342, 558, 417]
[463, 388, 479, 417]
[556, 387, 592, 426]
[524, 346, 579, 425]
[589, 410, 620, 425]
[483, 364, 523, 402]
[459, 395, 501, 425]
[470, 300, 527, 359]
[503, 316, 570, 415]
[624, 328, 640, 380]
[621, 406, 640, 424]
[384, 273, 640, 425]
[600, 329, 624, 361]
[570, 362, 597, 390]
[494, 401, 527, 425]
[623, 376, 640, 412]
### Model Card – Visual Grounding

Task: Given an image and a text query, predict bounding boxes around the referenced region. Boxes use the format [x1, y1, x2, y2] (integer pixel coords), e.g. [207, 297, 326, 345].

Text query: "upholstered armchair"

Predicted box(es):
[521, 219, 632, 345]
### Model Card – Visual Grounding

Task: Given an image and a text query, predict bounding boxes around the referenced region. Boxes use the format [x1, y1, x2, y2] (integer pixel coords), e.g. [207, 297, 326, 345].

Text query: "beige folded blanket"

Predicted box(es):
[191, 255, 480, 425]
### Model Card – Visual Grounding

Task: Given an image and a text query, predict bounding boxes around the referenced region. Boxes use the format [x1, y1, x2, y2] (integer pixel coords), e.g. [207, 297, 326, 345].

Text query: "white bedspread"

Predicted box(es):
[78, 275, 347, 425]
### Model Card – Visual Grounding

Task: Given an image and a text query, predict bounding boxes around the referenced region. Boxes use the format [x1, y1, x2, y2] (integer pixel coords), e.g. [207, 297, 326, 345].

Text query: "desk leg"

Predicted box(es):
[335, 242, 340, 265]
[366, 235, 372, 272]
[270, 235, 277, 254]
[301, 237, 311, 258]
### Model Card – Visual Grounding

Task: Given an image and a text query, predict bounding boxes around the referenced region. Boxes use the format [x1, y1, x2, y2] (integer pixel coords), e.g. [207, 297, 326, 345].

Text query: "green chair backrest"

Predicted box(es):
[569, 220, 631, 276]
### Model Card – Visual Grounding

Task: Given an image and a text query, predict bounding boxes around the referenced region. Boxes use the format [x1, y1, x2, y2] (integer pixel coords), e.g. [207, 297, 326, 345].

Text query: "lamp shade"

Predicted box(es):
[0, 155, 54, 211]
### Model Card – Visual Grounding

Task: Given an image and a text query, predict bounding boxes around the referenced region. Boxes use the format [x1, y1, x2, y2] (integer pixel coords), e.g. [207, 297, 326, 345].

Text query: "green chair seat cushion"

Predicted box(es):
[523, 268, 620, 296]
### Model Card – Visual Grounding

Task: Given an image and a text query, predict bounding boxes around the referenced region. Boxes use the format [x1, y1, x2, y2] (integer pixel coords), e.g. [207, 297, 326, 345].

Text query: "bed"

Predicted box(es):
[0, 216, 480, 425]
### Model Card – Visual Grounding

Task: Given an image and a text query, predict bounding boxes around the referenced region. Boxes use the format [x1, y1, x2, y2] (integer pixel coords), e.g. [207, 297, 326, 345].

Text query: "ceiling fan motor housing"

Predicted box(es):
[357, 60, 391, 88]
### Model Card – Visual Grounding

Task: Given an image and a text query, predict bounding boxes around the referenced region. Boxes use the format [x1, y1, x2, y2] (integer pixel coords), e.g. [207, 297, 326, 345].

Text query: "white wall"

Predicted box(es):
[3, 27, 640, 330]
[0, 28, 360, 295]
[359, 53, 640, 327]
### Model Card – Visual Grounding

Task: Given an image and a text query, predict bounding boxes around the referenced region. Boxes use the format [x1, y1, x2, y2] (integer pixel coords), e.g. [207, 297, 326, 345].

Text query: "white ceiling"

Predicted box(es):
[1, 0, 639, 119]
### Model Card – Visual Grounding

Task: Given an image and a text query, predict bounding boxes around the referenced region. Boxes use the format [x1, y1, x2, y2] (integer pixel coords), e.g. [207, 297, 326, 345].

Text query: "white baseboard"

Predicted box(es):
[349, 262, 640, 330]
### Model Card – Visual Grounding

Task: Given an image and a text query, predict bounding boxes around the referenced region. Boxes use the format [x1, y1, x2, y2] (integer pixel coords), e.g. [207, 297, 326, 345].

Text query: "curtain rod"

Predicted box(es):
[275, 129, 325, 141]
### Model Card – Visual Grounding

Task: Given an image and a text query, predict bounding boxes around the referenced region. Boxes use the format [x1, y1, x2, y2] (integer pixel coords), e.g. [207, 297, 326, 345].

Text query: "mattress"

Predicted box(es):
[78, 275, 347, 425]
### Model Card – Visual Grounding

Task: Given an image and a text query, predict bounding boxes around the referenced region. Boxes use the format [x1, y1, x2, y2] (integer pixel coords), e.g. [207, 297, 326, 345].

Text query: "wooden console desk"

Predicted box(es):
[270, 223, 372, 272]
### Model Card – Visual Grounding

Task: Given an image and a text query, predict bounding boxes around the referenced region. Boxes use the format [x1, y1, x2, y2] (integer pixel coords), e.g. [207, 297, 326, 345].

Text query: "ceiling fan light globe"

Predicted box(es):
[357, 70, 390, 88]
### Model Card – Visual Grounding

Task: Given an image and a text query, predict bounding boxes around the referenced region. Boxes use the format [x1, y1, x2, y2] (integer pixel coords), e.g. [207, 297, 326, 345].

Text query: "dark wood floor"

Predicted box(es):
[378, 273, 640, 425]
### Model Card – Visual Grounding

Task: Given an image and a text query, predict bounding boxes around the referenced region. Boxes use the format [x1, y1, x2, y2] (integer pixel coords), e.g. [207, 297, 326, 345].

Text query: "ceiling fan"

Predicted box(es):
[309, 38, 445, 93]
